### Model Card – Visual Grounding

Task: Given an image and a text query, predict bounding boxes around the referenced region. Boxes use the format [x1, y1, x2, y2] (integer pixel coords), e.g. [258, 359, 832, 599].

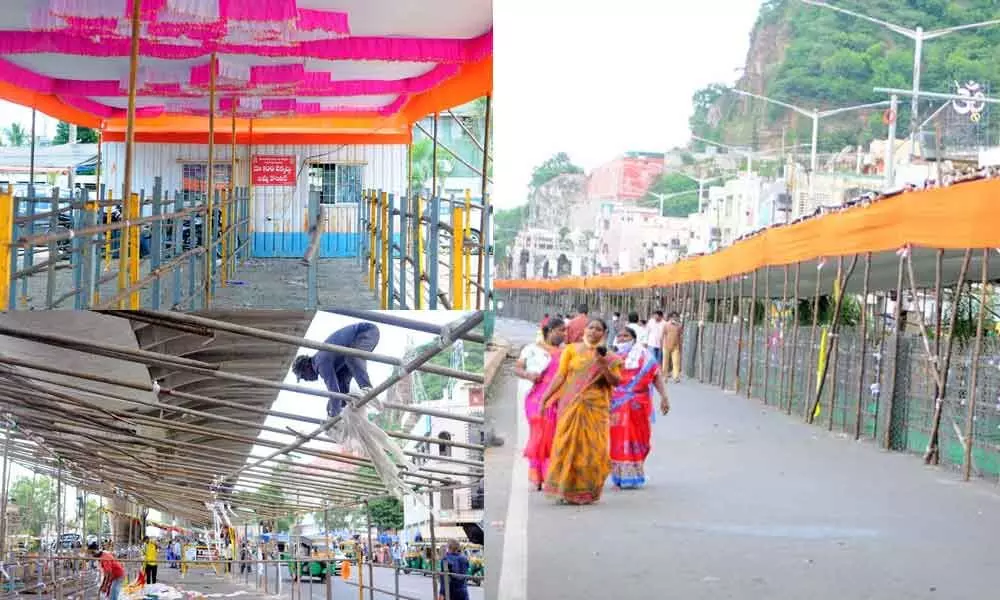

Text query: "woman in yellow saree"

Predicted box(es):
[539, 318, 622, 504]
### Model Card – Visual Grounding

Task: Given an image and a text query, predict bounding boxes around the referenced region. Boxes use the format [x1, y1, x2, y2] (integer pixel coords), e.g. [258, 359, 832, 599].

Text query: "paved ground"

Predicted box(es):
[157, 563, 484, 600]
[488, 318, 1000, 600]
[211, 258, 379, 310]
[11, 254, 379, 310]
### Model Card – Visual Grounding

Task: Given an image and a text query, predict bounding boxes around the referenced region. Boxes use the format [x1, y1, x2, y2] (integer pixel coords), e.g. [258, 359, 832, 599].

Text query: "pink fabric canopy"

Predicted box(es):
[1, 0, 492, 119]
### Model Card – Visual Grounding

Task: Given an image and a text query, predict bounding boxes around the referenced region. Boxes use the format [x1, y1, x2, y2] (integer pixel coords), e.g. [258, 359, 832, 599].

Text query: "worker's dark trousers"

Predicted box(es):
[144, 564, 157, 584]
[327, 325, 380, 417]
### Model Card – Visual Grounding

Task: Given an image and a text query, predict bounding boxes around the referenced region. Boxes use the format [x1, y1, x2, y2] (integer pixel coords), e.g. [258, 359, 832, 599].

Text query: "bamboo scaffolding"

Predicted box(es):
[0, 310, 488, 528]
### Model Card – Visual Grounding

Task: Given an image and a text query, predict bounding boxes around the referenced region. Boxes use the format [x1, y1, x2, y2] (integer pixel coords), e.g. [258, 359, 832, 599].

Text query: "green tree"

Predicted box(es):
[692, 0, 1000, 151]
[72, 498, 106, 536]
[530, 152, 583, 189]
[53, 122, 98, 145]
[313, 507, 363, 532]
[493, 205, 528, 266]
[365, 497, 404, 531]
[10, 476, 56, 537]
[638, 173, 700, 217]
[409, 137, 434, 196]
[412, 334, 485, 401]
[4, 123, 28, 147]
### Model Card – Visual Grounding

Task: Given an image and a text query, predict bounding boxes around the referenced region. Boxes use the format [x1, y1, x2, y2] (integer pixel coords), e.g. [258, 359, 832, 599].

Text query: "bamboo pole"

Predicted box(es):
[380, 191, 390, 309]
[719, 277, 733, 389]
[697, 282, 708, 382]
[464, 189, 473, 309]
[807, 255, 857, 424]
[734, 275, 746, 393]
[855, 253, 871, 439]
[746, 269, 759, 398]
[476, 95, 492, 310]
[223, 102, 236, 288]
[962, 250, 989, 480]
[775, 265, 789, 407]
[128, 192, 140, 309]
[804, 260, 823, 419]
[204, 52, 218, 307]
[787, 263, 801, 415]
[905, 249, 971, 465]
[119, 0, 142, 310]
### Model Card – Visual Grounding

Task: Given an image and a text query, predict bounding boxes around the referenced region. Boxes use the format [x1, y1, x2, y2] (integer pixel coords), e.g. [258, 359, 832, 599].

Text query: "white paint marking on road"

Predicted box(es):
[497, 378, 530, 600]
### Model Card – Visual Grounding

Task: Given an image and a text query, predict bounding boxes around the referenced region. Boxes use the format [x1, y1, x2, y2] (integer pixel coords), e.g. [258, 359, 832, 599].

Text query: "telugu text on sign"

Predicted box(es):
[252, 155, 296, 186]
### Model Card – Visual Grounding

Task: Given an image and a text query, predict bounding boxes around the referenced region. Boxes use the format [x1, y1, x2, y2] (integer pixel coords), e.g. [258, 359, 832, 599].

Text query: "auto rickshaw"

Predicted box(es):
[464, 544, 484, 586]
[403, 542, 433, 575]
[295, 539, 346, 581]
[338, 540, 359, 560]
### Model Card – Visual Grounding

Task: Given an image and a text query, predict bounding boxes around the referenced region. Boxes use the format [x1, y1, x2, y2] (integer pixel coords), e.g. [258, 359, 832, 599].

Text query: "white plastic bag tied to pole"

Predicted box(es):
[338, 391, 438, 519]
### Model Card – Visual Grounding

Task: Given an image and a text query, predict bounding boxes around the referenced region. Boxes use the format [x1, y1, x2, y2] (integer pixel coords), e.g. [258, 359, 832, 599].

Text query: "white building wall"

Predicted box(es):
[100, 142, 407, 233]
[401, 384, 483, 542]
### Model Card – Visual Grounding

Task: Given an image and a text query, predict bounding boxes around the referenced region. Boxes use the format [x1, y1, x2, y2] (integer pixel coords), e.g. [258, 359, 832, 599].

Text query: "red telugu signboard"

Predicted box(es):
[252, 155, 296, 186]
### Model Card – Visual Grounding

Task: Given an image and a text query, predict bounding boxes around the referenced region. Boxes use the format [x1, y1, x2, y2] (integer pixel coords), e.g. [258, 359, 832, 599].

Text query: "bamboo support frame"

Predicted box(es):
[855, 253, 872, 439]
[746, 269, 758, 398]
[962, 250, 989, 480]
[804, 261, 823, 420]
[204, 52, 218, 307]
[0, 309, 488, 526]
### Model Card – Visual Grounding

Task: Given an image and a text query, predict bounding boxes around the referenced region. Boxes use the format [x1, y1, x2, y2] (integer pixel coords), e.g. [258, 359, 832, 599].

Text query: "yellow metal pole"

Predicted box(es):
[0, 184, 12, 311]
[103, 189, 112, 274]
[356, 553, 363, 600]
[205, 52, 217, 306]
[368, 190, 376, 290]
[415, 196, 424, 310]
[128, 192, 140, 309]
[451, 203, 464, 309]
[116, 193, 129, 309]
[220, 189, 229, 286]
[380, 190, 389, 309]
[120, 0, 142, 310]
[464, 189, 472, 310]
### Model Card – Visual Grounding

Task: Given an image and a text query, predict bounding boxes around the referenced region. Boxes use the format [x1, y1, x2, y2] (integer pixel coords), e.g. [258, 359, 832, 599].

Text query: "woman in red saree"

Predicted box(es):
[514, 317, 566, 489]
[539, 319, 622, 505]
[609, 324, 670, 489]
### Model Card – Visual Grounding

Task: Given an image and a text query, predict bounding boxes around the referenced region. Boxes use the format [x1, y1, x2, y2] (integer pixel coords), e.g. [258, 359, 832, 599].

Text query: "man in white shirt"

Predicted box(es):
[626, 312, 647, 346]
[645, 310, 666, 365]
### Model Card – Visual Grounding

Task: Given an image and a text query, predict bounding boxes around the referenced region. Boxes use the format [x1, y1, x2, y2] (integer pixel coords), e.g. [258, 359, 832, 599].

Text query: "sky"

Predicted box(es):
[0, 102, 55, 139]
[0, 1, 764, 209]
[493, 0, 765, 209]
[242, 309, 475, 480]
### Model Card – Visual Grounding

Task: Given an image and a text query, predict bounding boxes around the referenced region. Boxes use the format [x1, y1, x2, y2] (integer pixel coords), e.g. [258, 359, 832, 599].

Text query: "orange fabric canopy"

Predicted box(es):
[496, 178, 1000, 291]
[0, 56, 492, 143]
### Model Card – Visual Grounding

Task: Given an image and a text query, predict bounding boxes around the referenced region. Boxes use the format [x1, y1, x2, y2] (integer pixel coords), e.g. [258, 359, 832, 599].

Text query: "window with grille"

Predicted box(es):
[307, 163, 363, 205]
[181, 163, 232, 198]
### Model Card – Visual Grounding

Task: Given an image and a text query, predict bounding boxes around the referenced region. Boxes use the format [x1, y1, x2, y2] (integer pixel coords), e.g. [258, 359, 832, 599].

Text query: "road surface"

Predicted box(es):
[488, 318, 1000, 600]
[162, 563, 484, 600]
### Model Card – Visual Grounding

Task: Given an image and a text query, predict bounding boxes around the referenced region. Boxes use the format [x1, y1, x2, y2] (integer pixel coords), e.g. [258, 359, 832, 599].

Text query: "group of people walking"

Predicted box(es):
[515, 305, 683, 505]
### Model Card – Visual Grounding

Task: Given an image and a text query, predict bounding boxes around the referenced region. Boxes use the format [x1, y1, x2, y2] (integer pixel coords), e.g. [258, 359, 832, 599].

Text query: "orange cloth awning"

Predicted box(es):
[496, 179, 1000, 291]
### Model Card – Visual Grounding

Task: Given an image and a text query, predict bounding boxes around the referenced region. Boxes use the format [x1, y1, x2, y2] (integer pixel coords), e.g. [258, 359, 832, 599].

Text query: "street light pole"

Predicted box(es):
[798, 1, 1000, 156]
[885, 95, 898, 189]
[911, 27, 923, 151]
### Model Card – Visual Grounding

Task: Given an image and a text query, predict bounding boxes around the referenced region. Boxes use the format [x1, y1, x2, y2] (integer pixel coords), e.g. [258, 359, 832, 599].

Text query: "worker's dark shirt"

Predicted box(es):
[312, 323, 379, 393]
[439, 552, 469, 596]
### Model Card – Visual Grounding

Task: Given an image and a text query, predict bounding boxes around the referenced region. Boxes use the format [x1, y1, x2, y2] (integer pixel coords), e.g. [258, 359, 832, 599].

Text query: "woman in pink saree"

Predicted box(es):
[514, 317, 567, 490]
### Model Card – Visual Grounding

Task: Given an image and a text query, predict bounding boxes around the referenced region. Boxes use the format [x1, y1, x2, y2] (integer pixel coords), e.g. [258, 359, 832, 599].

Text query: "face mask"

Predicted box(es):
[615, 341, 634, 353]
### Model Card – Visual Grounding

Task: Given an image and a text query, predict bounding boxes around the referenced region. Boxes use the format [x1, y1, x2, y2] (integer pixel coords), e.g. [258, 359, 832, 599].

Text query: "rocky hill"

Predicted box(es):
[690, 0, 1000, 153]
